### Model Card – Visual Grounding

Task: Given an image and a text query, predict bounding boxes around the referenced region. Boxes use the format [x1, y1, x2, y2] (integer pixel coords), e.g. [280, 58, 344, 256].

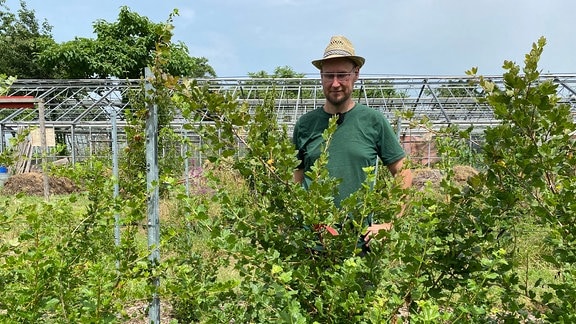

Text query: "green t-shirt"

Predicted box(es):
[293, 103, 405, 206]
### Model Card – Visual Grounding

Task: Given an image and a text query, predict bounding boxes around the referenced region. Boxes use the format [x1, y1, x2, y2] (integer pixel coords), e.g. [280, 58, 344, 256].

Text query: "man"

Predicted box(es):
[292, 35, 412, 238]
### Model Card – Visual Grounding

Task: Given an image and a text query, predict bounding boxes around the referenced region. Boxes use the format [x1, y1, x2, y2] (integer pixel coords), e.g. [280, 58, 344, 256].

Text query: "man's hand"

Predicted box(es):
[364, 222, 393, 242]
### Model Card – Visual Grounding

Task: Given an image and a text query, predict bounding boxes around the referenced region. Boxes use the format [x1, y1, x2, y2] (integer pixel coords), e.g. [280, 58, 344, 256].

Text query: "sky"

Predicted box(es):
[5, 0, 576, 78]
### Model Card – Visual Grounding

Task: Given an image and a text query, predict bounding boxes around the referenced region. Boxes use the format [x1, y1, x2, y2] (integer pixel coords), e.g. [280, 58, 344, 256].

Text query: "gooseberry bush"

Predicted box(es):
[157, 36, 575, 323]
[166, 36, 575, 323]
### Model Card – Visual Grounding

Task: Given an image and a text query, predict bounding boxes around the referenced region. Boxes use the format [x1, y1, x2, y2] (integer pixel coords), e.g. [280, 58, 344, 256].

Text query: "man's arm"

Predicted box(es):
[386, 157, 413, 189]
[365, 157, 412, 239]
[294, 168, 304, 184]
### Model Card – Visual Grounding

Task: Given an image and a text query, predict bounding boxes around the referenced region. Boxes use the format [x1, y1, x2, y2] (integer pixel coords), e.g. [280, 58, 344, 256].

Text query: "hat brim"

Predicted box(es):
[311, 55, 365, 70]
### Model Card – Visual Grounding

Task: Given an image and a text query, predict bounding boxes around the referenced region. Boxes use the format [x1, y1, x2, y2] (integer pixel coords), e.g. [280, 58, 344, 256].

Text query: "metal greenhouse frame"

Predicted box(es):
[1, 74, 575, 165]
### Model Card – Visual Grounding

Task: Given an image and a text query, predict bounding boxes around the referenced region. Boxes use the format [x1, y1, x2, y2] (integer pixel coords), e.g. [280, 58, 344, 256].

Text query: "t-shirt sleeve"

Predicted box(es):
[377, 117, 406, 165]
[292, 123, 305, 169]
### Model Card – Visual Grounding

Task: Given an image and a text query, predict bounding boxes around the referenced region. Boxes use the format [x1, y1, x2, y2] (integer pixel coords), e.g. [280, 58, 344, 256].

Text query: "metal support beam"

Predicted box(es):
[425, 83, 451, 124]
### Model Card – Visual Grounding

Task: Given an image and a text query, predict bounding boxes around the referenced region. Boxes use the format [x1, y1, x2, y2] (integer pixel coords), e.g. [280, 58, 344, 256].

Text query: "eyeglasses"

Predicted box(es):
[320, 68, 356, 82]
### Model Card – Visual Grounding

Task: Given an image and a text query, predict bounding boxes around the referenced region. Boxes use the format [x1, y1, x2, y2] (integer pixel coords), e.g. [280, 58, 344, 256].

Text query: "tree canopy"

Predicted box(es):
[39, 6, 216, 79]
[0, 2, 216, 79]
[0, 0, 57, 78]
[248, 65, 305, 79]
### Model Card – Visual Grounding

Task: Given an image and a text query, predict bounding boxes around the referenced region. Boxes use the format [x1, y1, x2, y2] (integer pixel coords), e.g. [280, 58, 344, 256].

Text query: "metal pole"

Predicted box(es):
[71, 125, 76, 165]
[183, 130, 190, 196]
[89, 126, 93, 160]
[38, 100, 50, 200]
[469, 133, 473, 166]
[112, 109, 120, 251]
[183, 130, 192, 245]
[145, 68, 161, 323]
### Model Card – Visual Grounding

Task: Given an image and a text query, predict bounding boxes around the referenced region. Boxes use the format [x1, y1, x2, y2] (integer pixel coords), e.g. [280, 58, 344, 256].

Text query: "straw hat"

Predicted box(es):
[311, 35, 365, 70]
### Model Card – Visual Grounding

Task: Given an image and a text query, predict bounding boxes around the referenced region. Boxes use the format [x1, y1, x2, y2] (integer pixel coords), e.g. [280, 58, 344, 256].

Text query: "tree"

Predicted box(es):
[37, 6, 216, 79]
[0, 0, 57, 78]
[248, 65, 304, 79]
[246, 66, 311, 100]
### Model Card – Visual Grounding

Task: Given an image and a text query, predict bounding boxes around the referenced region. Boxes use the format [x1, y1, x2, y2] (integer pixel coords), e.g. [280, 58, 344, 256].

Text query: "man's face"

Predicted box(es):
[320, 58, 358, 107]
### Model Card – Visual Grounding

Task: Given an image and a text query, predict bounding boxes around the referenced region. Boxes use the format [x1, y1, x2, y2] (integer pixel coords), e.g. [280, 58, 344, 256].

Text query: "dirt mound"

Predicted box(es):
[452, 165, 479, 183]
[412, 168, 443, 189]
[412, 165, 479, 190]
[1, 172, 80, 196]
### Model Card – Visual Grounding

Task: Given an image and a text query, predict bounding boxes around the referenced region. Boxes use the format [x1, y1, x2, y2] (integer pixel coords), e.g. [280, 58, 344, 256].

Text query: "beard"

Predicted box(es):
[325, 90, 351, 107]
